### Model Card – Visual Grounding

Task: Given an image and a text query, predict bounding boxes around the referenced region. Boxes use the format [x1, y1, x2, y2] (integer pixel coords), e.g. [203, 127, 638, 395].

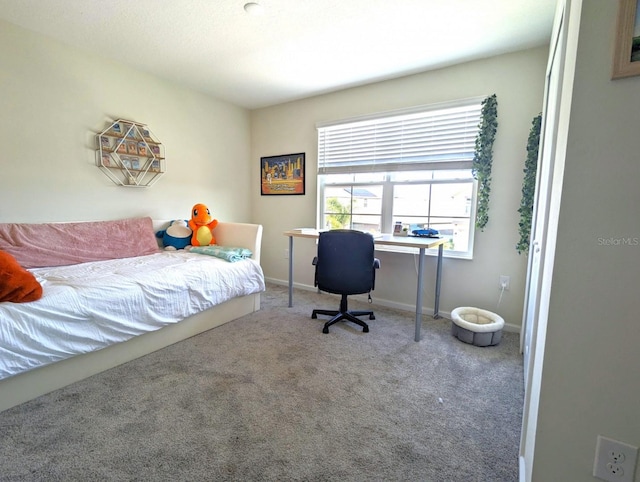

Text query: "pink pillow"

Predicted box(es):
[0, 250, 43, 303]
[0, 217, 160, 268]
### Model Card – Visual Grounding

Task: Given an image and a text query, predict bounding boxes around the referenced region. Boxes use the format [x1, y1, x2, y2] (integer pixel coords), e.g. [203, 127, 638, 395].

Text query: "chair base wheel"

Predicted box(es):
[316, 311, 372, 334]
[312, 294, 374, 334]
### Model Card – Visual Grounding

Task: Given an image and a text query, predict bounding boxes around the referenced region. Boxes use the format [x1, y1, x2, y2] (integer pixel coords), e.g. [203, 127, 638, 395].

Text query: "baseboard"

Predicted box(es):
[266, 277, 520, 333]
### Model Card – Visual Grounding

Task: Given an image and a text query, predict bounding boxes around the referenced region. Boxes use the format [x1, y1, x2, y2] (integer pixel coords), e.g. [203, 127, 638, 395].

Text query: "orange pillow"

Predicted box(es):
[0, 250, 43, 303]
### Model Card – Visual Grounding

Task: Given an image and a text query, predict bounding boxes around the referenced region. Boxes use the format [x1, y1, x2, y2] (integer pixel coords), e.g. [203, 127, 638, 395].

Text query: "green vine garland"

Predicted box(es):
[472, 94, 498, 230]
[516, 113, 542, 254]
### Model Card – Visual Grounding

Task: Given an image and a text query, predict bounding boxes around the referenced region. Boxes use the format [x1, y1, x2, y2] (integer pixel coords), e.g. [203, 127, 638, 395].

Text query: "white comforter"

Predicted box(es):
[0, 251, 265, 380]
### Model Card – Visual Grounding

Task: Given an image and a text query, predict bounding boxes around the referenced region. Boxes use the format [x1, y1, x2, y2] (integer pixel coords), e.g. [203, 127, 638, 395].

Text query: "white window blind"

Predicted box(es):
[317, 100, 482, 174]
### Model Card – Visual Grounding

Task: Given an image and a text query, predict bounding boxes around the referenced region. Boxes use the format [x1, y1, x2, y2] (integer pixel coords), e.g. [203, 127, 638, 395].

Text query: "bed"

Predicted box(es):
[0, 218, 264, 413]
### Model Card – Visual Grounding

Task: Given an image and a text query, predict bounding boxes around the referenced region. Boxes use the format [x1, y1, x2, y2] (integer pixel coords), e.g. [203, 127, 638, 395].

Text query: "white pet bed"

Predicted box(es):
[451, 306, 504, 347]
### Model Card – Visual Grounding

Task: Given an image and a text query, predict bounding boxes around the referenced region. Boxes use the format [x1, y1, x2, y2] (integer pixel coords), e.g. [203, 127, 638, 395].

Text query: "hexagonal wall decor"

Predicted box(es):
[96, 119, 165, 187]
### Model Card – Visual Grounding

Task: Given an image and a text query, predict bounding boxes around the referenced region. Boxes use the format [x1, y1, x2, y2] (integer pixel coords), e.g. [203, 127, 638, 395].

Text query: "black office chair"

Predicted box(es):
[311, 230, 380, 334]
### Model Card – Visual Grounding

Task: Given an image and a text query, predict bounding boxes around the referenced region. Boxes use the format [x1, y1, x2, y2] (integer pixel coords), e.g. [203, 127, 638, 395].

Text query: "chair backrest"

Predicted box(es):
[315, 229, 375, 296]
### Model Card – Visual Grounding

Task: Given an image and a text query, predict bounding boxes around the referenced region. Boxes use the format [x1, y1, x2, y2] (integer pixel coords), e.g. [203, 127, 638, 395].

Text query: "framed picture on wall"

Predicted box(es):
[612, 0, 640, 79]
[260, 153, 305, 195]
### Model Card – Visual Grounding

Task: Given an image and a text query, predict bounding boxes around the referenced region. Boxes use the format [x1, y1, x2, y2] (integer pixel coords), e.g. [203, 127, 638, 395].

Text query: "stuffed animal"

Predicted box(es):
[0, 250, 43, 303]
[188, 203, 219, 246]
[155, 219, 193, 250]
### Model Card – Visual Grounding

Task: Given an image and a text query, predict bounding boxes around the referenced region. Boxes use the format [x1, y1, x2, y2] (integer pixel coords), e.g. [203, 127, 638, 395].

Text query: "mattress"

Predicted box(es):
[0, 251, 265, 380]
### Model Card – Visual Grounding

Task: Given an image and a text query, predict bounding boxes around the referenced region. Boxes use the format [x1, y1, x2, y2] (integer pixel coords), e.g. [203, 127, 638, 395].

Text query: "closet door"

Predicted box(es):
[521, 6, 565, 390]
[519, 0, 578, 479]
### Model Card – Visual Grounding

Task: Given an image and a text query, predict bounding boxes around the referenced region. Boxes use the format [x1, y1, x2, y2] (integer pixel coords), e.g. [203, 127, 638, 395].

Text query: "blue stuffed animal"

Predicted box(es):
[156, 220, 193, 250]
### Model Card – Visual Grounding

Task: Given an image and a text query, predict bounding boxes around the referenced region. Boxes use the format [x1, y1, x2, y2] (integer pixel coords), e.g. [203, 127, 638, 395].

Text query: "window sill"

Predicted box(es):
[373, 243, 472, 260]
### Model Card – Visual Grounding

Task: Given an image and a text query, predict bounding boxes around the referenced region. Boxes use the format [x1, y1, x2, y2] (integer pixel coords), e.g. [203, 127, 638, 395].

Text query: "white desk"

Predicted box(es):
[283, 229, 447, 341]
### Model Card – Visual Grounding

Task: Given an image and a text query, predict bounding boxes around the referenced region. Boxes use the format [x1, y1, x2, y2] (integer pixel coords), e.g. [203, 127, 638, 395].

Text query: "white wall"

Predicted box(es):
[532, 0, 640, 480]
[0, 17, 547, 329]
[250, 47, 548, 328]
[0, 19, 251, 225]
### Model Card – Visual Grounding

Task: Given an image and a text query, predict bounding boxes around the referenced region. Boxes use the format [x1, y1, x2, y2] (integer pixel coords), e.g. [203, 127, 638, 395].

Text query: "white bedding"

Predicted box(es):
[0, 251, 265, 380]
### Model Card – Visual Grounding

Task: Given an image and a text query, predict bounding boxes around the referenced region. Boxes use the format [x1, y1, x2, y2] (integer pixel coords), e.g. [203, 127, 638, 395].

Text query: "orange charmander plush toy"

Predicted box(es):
[188, 203, 219, 246]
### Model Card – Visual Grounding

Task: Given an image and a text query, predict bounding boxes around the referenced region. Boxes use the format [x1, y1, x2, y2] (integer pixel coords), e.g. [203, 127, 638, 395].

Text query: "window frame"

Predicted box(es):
[317, 172, 477, 259]
[316, 98, 485, 260]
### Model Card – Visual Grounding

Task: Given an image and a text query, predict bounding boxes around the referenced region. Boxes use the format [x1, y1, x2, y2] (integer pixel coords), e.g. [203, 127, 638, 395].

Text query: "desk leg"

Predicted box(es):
[434, 244, 443, 319]
[414, 247, 425, 342]
[288, 236, 294, 307]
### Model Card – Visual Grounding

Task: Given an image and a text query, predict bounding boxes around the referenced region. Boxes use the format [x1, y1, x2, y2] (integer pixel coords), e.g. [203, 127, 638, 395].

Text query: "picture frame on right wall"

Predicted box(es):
[612, 0, 640, 79]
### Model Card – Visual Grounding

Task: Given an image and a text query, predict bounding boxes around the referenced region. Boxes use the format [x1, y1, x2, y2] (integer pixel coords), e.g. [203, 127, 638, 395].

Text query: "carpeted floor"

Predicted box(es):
[0, 283, 523, 481]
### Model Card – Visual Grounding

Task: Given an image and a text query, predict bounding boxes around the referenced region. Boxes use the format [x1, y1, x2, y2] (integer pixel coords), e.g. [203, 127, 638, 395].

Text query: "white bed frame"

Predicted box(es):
[0, 221, 263, 413]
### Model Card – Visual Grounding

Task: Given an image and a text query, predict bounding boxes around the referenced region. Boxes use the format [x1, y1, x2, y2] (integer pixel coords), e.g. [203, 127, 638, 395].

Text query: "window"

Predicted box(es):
[317, 98, 482, 258]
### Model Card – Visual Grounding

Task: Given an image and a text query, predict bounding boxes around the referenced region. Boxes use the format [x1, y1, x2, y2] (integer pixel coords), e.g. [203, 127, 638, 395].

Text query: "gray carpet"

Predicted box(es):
[0, 283, 523, 481]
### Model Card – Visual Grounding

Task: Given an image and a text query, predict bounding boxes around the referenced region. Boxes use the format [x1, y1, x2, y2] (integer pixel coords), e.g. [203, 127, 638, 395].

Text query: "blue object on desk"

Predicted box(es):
[412, 228, 440, 238]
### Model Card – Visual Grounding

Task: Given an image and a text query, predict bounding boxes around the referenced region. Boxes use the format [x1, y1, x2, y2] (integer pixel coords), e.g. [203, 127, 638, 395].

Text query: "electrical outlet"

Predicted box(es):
[284, 248, 289, 259]
[499, 275, 510, 290]
[594, 435, 638, 482]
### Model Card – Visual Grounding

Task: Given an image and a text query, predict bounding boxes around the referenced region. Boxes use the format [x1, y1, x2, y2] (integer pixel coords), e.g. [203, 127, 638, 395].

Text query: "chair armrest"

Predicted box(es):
[372, 257, 380, 290]
[313, 256, 318, 286]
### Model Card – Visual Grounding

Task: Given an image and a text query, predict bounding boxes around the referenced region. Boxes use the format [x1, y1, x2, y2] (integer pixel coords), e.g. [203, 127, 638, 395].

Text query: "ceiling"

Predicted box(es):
[0, 0, 557, 109]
